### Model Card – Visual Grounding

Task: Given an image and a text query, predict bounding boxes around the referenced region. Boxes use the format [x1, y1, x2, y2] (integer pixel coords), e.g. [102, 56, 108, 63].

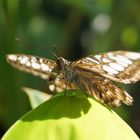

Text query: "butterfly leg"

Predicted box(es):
[64, 82, 68, 95]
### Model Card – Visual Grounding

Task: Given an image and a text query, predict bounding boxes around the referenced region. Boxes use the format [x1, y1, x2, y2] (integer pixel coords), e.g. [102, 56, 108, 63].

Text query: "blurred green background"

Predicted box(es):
[0, 0, 140, 138]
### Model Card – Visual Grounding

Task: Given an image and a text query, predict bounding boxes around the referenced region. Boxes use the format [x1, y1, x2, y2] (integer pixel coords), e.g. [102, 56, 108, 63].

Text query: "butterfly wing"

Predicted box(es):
[72, 69, 133, 107]
[48, 75, 77, 93]
[71, 51, 140, 84]
[6, 54, 76, 93]
[6, 54, 57, 80]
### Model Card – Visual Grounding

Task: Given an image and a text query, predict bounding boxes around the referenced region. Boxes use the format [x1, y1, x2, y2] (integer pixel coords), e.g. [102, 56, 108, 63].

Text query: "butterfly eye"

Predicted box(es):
[56, 59, 61, 70]
[56, 57, 66, 70]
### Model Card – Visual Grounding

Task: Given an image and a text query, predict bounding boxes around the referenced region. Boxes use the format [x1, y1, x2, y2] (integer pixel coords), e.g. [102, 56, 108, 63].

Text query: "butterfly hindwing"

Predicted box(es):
[48, 75, 77, 93]
[71, 68, 133, 107]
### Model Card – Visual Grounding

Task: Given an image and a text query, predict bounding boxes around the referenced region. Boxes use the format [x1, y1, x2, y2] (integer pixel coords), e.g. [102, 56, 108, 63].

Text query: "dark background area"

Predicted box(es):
[0, 0, 140, 138]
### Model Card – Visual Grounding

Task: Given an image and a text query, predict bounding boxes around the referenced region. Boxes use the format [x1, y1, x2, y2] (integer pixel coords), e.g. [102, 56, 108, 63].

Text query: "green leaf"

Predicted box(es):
[2, 91, 139, 140]
[22, 87, 52, 109]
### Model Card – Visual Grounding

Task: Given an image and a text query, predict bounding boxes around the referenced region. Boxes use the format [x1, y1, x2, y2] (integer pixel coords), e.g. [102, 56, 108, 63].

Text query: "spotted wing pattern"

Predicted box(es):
[6, 54, 57, 80]
[71, 69, 133, 107]
[6, 51, 140, 107]
[48, 76, 77, 93]
[6, 54, 75, 93]
[71, 51, 140, 84]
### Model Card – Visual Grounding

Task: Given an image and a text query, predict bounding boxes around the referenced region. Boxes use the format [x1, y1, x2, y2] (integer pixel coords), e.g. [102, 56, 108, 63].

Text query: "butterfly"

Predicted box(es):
[6, 51, 140, 107]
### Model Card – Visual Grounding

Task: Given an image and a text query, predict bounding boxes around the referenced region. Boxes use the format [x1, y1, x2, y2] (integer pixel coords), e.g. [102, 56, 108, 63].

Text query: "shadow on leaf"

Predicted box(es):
[21, 94, 91, 122]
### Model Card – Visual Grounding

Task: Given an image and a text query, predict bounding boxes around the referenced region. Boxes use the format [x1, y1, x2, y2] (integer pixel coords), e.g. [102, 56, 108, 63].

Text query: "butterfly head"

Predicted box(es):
[56, 57, 70, 71]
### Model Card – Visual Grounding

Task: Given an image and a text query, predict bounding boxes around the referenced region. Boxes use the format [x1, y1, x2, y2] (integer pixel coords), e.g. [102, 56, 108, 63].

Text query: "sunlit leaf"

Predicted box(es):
[2, 91, 139, 140]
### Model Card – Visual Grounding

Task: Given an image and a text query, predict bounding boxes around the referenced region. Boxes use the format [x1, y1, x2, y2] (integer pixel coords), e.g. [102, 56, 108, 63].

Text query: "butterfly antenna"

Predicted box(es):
[15, 38, 58, 58]
[53, 44, 60, 57]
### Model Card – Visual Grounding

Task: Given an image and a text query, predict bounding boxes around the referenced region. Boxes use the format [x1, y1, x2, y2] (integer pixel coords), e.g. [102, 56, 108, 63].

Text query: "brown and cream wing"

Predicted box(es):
[48, 74, 77, 93]
[71, 51, 140, 84]
[6, 54, 57, 80]
[72, 69, 133, 107]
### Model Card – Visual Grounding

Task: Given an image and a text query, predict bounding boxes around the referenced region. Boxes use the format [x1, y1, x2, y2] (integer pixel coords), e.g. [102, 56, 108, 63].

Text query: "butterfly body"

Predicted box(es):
[6, 51, 140, 107]
[56, 57, 74, 82]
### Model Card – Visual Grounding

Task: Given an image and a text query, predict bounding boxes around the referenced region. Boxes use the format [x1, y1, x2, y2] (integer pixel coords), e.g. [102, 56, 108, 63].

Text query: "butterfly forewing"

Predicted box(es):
[6, 54, 76, 93]
[6, 54, 57, 80]
[71, 51, 140, 84]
